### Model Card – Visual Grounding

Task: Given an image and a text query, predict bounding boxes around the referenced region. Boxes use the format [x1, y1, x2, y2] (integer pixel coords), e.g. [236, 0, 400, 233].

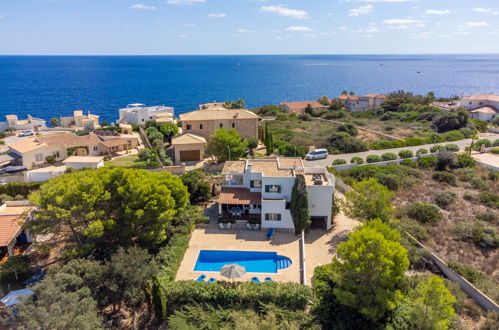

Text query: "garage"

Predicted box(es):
[179, 150, 201, 162]
[310, 216, 328, 230]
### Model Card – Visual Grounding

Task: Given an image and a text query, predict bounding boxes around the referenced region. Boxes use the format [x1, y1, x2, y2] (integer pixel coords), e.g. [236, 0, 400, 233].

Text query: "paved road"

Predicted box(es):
[304, 133, 499, 167]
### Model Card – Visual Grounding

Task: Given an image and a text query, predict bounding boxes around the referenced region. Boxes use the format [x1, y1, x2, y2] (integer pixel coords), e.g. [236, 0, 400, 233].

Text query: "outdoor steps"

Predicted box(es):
[276, 257, 292, 270]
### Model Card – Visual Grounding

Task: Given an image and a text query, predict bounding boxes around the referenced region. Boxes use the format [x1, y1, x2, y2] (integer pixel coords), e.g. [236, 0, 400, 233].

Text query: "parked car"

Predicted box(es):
[18, 130, 34, 137]
[305, 149, 328, 160]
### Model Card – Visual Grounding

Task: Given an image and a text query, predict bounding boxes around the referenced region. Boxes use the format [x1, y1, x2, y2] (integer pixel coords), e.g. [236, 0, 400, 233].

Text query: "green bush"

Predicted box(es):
[459, 127, 476, 138]
[398, 150, 414, 159]
[447, 262, 485, 284]
[470, 119, 488, 132]
[405, 202, 443, 225]
[333, 159, 347, 165]
[341, 164, 421, 190]
[0, 182, 41, 198]
[328, 132, 368, 153]
[350, 156, 364, 164]
[432, 171, 457, 185]
[473, 139, 492, 150]
[398, 218, 429, 242]
[470, 177, 489, 190]
[456, 154, 477, 168]
[436, 151, 457, 171]
[366, 155, 382, 163]
[369, 140, 406, 150]
[476, 212, 498, 224]
[416, 148, 428, 155]
[493, 139, 499, 147]
[430, 145, 446, 153]
[450, 221, 499, 248]
[478, 192, 499, 208]
[444, 144, 459, 152]
[463, 192, 474, 201]
[337, 123, 358, 136]
[382, 152, 397, 161]
[435, 191, 457, 208]
[491, 148, 499, 154]
[400, 159, 417, 168]
[440, 130, 465, 142]
[417, 156, 437, 169]
[181, 169, 212, 203]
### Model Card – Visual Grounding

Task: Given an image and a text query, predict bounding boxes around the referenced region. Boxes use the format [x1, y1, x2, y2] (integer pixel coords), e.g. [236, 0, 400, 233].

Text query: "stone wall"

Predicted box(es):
[182, 118, 258, 140]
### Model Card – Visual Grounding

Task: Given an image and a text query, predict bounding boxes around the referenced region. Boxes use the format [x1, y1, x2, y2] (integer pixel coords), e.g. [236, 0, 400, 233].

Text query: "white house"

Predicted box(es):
[460, 94, 499, 123]
[0, 115, 46, 132]
[336, 94, 387, 112]
[219, 158, 335, 231]
[118, 103, 175, 125]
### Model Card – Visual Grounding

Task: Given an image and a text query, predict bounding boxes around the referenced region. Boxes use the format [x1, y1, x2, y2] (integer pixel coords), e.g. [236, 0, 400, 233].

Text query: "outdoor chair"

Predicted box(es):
[219, 223, 225, 230]
[207, 278, 217, 283]
[265, 277, 273, 282]
[266, 228, 274, 240]
[251, 277, 261, 283]
[196, 274, 207, 282]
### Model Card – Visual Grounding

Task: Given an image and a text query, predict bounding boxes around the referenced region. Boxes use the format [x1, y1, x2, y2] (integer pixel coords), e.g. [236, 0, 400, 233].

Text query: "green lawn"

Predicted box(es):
[104, 155, 150, 168]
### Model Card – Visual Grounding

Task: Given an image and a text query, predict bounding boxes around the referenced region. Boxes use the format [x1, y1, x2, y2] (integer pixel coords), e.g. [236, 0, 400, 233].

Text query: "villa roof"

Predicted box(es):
[219, 188, 261, 205]
[63, 156, 104, 164]
[337, 94, 360, 101]
[41, 132, 102, 148]
[365, 93, 387, 99]
[179, 109, 259, 121]
[5, 115, 17, 121]
[466, 94, 499, 102]
[470, 106, 499, 114]
[221, 161, 247, 175]
[280, 101, 326, 110]
[99, 138, 130, 148]
[0, 215, 24, 247]
[221, 157, 304, 177]
[172, 133, 206, 145]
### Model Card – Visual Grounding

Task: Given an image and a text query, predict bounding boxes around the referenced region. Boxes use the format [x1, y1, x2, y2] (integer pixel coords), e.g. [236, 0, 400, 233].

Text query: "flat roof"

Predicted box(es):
[63, 156, 104, 164]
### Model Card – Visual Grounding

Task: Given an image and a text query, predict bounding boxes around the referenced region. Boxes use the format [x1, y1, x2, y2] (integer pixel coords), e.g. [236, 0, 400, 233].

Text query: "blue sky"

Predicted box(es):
[1, 0, 499, 54]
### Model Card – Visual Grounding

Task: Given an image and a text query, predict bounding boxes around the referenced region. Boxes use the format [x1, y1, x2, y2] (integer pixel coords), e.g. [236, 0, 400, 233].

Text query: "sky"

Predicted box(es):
[1, 0, 499, 55]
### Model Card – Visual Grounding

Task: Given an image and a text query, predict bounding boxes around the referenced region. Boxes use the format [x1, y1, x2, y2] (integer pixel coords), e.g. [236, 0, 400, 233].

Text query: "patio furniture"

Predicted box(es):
[246, 223, 252, 230]
[251, 277, 261, 283]
[265, 277, 273, 282]
[226, 223, 232, 229]
[255, 224, 260, 230]
[196, 274, 207, 282]
[207, 278, 217, 283]
[218, 223, 225, 230]
[266, 228, 274, 240]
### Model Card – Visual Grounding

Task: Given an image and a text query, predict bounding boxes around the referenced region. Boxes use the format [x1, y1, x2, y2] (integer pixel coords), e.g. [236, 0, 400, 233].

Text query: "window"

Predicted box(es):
[265, 185, 281, 193]
[53, 151, 60, 158]
[252, 204, 260, 209]
[265, 213, 281, 221]
[35, 153, 44, 162]
[186, 124, 192, 130]
[219, 123, 223, 128]
[232, 122, 235, 128]
[479, 102, 483, 105]
[93, 146, 98, 151]
[250, 180, 262, 188]
[199, 124, 203, 129]
[469, 102, 472, 105]
[142, 118, 145, 122]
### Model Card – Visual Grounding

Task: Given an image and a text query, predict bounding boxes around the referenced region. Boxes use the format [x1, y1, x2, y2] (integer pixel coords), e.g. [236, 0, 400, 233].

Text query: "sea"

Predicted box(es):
[1, 54, 499, 123]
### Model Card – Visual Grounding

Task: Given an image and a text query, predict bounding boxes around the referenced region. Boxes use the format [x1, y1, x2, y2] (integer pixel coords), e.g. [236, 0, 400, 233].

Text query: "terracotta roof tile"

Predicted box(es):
[172, 133, 206, 145]
[179, 109, 259, 121]
[0, 215, 23, 247]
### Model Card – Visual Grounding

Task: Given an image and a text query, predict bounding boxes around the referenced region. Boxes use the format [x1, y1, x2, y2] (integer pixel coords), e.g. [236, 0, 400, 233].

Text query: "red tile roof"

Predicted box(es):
[219, 188, 261, 205]
[365, 93, 387, 99]
[0, 216, 23, 247]
[337, 94, 360, 101]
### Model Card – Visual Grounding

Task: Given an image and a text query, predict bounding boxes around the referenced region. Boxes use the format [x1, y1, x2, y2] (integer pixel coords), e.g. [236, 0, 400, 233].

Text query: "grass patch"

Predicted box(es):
[104, 154, 151, 168]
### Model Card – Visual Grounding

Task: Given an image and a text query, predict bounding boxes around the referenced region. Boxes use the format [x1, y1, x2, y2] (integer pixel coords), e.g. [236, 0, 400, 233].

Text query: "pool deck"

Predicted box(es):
[176, 224, 301, 283]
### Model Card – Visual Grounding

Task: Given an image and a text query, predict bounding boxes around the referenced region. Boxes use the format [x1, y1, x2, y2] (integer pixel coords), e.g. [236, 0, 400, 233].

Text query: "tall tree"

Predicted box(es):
[207, 128, 248, 162]
[28, 167, 189, 253]
[341, 178, 395, 222]
[290, 174, 310, 235]
[49, 117, 60, 127]
[331, 221, 409, 322]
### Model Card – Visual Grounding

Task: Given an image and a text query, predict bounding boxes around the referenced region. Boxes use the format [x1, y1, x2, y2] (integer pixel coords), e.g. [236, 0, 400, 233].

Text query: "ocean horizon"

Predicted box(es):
[1, 54, 499, 123]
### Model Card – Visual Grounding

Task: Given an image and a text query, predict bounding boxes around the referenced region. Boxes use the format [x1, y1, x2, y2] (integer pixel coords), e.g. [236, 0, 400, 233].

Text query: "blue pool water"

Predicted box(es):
[194, 250, 292, 273]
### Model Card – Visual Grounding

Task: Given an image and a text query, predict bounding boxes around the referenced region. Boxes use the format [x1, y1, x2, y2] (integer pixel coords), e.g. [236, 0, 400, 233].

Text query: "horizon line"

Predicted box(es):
[1, 52, 499, 56]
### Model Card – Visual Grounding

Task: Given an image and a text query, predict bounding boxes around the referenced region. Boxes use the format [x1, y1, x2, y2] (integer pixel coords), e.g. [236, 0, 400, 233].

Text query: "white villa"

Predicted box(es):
[336, 93, 387, 112]
[0, 115, 46, 132]
[118, 103, 175, 125]
[219, 158, 335, 231]
[460, 93, 499, 122]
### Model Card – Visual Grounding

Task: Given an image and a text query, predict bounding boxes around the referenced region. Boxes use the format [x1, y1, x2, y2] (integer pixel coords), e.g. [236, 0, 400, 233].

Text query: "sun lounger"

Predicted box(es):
[246, 223, 252, 229]
[196, 274, 206, 282]
[207, 278, 216, 283]
[219, 223, 225, 230]
[251, 277, 261, 283]
[266, 228, 274, 240]
[265, 277, 273, 282]
[226, 223, 232, 229]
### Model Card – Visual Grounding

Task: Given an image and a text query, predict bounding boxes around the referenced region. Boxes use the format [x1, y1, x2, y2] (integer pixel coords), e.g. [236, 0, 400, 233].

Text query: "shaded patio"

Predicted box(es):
[218, 187, 262, 221]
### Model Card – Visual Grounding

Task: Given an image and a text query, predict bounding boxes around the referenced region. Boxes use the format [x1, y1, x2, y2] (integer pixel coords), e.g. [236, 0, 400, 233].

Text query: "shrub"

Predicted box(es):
[476, 212, 498, 224]
[398, 150, 414, 159]
[333, 159, 347, 165]
[447, 262, 485, 285]
[340, 164, 421, 190]
[491, 148, 499, 154]
[470, 119, 488, 132]
[459, 127, 476, 138]
[138, 148, 154, 162]
[463, 192, 474, 201]
[369, 140, 406, 150]
[470, 177, 489, 190]
[0, 182, 41, 198]
[400, 159, 417, 168]
[416, 148, 428, 155]
[432, 171, 457, 185]
[181, 169, 212, 203]
[450, 221, 499, 248]
[456, 154, 477, 168]
[441, 130, 465, 141]
[382, 152, 397, 161]
[398, 218, 429, 242]
[478, 192, 499, 208]
[444, 144, 459, 152]
[366, 155, 382, 163]
[328, 132, 368, 153]
[489, 170, 499, 181]
[436, 151, 457, 170]
[493, 139, 499, 147]
[473, 139, 492, 150]
[435, 191, 457, 208]
[405, 202, 443, 225]
[418, 156, 437, 169]
[337, 123, 358, 136]
[350, 156, 364, 164]
[430, 145, 446, 153]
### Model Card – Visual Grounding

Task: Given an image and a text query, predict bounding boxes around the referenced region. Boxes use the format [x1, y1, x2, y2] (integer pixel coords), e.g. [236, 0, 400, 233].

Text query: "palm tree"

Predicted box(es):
[467, 134, 478, 156]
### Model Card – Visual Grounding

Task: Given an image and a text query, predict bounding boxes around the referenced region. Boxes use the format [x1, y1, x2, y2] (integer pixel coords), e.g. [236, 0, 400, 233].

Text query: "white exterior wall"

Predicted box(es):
[346, 100, 369, 112]
[120, 106, 175, 125]
[460, 98, 499, 110]
[65, 160, 104, 170]
[307, 185, 334, 230]
[24, 167, 66, 182]
[261, 199, 294, 229]
[471, 112, 496, 122]
[261, 177, 294, 201]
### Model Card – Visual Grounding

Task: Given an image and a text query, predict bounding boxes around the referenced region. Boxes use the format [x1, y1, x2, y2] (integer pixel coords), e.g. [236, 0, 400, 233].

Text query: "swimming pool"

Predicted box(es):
[194, 250, 292, 273]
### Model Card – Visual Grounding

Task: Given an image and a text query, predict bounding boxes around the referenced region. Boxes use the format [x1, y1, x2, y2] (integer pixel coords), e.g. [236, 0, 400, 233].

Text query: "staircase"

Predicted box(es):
[275, 256, 292, 270]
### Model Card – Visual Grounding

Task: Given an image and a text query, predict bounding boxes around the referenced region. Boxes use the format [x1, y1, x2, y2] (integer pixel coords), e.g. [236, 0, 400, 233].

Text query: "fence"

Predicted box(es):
[405, 232, 499, 312]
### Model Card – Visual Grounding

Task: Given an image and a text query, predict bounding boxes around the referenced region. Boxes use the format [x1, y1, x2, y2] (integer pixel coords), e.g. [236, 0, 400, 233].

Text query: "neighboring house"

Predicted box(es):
[0, 200, 33, 264]
[63, 156, 104, 169]
[0, 115, 46, 132]
[219, 158, 335, 231]
[280, 101, 328, 116]
[118, 103, 175, 125]
[118, 123, 133, 135]
[179, 109, 259, 140]
[24, 166, 66, 183]
[470, 106, 499, 122]
[24, 156, 105, 182]
[60, 110, 100, 130]
[336, 93, 387, 112]
[171, 133, 206, 164]
[8, 132, 138, 170]
[460, 93, 499, 110]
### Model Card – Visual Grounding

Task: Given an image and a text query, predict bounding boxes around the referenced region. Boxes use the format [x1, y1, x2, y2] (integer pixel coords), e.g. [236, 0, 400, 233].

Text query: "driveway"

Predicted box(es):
[304, 133, 499, 167]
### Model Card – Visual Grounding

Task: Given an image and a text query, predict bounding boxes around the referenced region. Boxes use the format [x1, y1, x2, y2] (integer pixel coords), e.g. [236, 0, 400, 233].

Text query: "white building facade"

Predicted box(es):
[118, 103, 175, 125]
[219, 158, 335, 231]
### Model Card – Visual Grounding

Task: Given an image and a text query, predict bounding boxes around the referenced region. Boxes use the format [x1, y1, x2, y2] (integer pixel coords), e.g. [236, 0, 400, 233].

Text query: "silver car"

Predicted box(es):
[305, 149, 328, 160]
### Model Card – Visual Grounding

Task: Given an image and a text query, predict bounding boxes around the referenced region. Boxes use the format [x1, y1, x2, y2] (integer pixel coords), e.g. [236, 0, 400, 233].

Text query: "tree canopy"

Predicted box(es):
[28, 167, 189, 254]
[432, 108, 469, 132]
[290, 174, 310, 235]
[207, 128, 248, 162]
[224, 98, 246, 109]
[181, 169, 212, 203]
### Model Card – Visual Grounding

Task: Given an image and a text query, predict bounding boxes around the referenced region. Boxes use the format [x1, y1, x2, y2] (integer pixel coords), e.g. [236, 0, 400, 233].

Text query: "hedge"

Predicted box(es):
[406, 202, 443, 225]
[332, 159, 347, 165]
[155, 281, 312, 317]
[0, 182, 41, 198]
[381, 153, 397, 161]
[366, 155, 382, 163]
[398, 150, 414, 159]
[350, 157, 364, 164]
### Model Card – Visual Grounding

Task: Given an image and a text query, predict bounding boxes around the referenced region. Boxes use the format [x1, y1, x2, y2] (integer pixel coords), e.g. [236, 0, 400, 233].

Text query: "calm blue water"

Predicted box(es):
[1, 55, 499, 122]
[194, 250, 292, 273]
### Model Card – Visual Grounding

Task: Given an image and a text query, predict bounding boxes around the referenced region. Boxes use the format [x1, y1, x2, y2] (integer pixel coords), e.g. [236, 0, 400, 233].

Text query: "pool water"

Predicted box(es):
[194, 250, 292, 273]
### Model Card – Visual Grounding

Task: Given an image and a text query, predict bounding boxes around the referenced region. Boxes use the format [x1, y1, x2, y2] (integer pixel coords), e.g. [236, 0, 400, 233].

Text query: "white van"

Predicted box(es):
[305, 149, 328, 160]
